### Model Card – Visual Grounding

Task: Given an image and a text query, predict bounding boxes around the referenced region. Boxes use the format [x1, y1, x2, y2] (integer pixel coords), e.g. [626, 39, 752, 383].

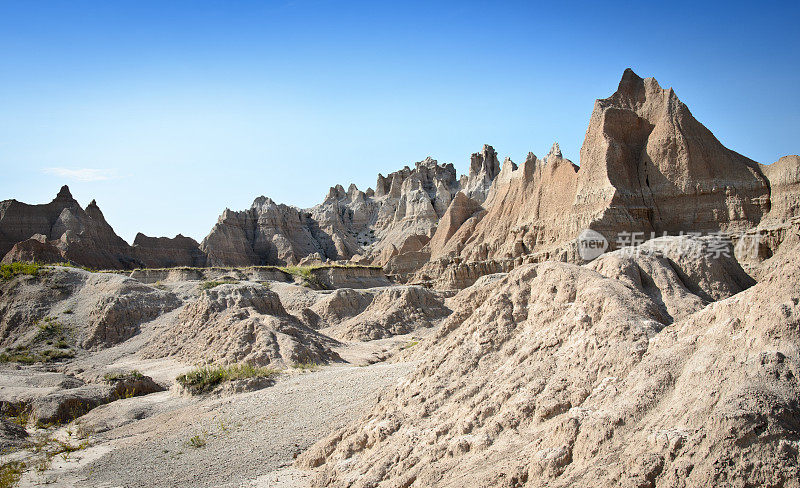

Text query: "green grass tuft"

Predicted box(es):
[48, 262, 97, 272]
[0, 316, 76, 364]
[176, 363, 279, 394]
[199, 280, 238, 290]
[0, 262, 41, 281]
[0, 461, 25, 488]
[33, 317, 64, 342]
[278, 266, 328, 289]
[187, 434, 206, 448]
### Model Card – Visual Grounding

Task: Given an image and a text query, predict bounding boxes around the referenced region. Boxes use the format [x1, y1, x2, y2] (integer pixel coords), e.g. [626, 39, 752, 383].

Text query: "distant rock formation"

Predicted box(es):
[0, 186, 206, 269]
[580, 68, 769, 237]
[2, 69, 797, 279]
[415, 69, 788, 288]
[459, 144, 501, 204]
[200, 197, 329, 266]
[200, 155, 462, 266]
[0, 186, 135, 269]
[132, 233, 206, 268]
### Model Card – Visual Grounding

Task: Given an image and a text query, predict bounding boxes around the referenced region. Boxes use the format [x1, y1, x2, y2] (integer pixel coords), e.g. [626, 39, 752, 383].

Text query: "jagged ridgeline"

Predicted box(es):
[2, 69, 798, 288]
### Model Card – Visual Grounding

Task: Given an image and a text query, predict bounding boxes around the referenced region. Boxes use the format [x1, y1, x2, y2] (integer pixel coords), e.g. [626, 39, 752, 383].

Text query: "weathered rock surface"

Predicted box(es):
[0, 186, 210, 270]
[1, 235, 64, 265]
[0, 368, 164, 425]
[199, 153, 477, 269]
[0, 186, 134, 269]
[0, 418, 28, 451]
[308, 288, 375, 327]
[132, 233, 206, 268]
[427, 191, 481, 261]
[762, 155, 800, 221]
[298, 241, 800, 487]
[422, 70, 773, 285]
[325, 285, 451, 341]
[459, 144, 501, 204]
[0, 267, 181, 351]
[201, 197, 332, 266]
[588, 235, 753, 322]
[580, 69, 770, 239]
[142, 282, 341, 367]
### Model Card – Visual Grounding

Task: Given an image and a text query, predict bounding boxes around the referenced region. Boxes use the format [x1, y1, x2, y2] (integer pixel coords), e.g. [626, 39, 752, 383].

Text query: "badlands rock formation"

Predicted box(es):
[0, 186, 208, 270]
[142, 282, 342, 367]
[0, 186, 134, 269]
[416, 69, 781, 289]
[324, 285, 451, 341]
[1, 69, 798, 488]
[131, 233, 206, 268]
[297, 236, 800, 487]
[2, 70, 797, 281]
[0, 267, 181, 351]
[762, 155, 800, 221]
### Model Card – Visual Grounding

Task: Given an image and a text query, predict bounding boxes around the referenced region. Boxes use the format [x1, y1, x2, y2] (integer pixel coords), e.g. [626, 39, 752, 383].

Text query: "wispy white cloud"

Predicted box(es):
[42, 167, 118, 182]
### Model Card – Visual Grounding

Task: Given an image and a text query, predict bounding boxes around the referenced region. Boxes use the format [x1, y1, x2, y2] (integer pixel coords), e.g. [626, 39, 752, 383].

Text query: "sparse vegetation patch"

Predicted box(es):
[47, 262, 97, 272]
[0, 262, 41, 281]
[278, 266, 328, 289]
[199, 280, 238, 290]
[103, 369, 144, 382]
[176, 363, 280, 394]
[0, 461, 25, 488]
[187, 434, 206, 448]
[0, 317, 75, 364]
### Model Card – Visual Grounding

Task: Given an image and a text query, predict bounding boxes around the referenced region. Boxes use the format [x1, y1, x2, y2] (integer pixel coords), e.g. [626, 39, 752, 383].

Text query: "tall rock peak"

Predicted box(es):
[546, 142, 562, 161]
[469, 144, 500, 179]
[54, 185, 74, 202]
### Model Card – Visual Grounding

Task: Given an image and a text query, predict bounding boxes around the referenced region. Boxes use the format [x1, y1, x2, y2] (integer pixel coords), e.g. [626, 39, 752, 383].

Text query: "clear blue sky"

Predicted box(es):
[1, 0, 798, 242]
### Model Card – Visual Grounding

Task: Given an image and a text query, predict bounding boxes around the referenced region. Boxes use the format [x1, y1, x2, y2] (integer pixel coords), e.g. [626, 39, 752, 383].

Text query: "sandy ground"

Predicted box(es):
[2, 276, 429, 487]
[16, 361, 412, 487]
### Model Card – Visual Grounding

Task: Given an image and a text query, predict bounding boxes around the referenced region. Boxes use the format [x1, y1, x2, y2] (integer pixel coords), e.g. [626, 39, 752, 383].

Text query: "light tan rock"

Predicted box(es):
[762, 155, 800, 221]
[298, 243, 800, 488]
[324, 286, 451, 341]
[308, 288, 375, 326]
[142, 282, 340, 367]
[0, 267, 180, 351]
[588, 235, 753, 322]
[427, 191, 481, 260]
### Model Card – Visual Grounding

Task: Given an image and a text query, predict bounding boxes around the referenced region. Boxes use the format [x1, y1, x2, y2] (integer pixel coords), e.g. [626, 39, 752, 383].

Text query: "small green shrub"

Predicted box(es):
[40, 349, 75, 361]
[176, 363, 279, 394]
[0, 262, 41, 281]
[0, 346, 74, 364]
[187, 434, 206, 448]
[9, 406, 31, 428]
[199, 280, 237, 290]
[278, 266, 327, 289]
[0, 461, 25, 488]
[0, 350, 37, 364]
[33, 317, 64, 342]
[49, 262, 97, 272]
